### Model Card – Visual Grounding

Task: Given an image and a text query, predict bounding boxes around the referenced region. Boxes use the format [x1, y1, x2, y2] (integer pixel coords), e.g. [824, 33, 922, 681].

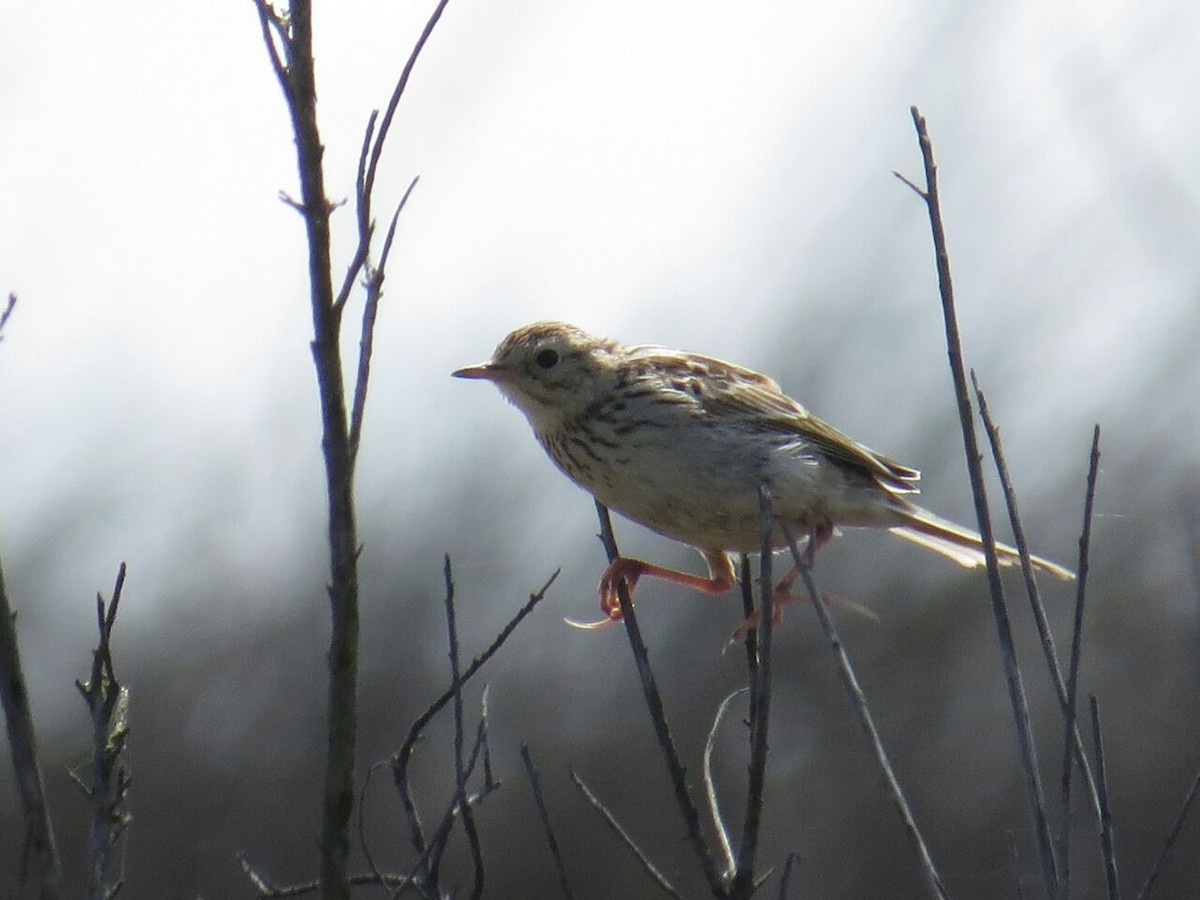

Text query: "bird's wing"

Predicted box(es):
[639, 349, 921, 493]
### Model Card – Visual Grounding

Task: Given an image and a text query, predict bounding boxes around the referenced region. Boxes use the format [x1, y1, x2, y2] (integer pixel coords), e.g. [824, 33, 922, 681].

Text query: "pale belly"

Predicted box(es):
[540, 422, 903, 552]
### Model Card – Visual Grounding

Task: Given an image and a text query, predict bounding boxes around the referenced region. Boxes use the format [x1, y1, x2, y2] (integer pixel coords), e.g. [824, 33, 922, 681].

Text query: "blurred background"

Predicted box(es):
[2, 1, 1198, 897]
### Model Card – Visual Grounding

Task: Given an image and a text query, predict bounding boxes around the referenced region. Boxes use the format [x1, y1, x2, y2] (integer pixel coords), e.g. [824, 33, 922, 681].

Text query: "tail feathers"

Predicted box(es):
[889, 508, 1075, 582]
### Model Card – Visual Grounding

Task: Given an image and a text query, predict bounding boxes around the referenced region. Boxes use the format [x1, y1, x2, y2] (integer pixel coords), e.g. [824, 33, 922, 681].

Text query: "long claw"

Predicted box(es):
[564, 615, 621, 631]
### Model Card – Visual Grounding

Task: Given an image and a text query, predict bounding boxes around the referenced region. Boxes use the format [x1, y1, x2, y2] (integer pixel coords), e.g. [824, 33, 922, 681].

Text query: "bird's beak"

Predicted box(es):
[452, 362, 498, 381]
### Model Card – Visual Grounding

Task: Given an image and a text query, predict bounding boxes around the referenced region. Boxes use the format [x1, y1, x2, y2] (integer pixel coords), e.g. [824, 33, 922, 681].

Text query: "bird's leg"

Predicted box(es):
[729, 520, 837, 640]
[566, 550, 737, 631]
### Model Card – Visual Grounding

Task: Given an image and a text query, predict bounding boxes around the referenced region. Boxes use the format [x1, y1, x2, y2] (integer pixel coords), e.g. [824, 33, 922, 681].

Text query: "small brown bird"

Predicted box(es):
[454, 322, 1074, 628]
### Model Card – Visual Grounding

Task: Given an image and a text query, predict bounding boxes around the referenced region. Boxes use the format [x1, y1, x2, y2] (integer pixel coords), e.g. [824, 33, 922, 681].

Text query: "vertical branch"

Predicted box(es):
[783, 527, 948, 900]
[571, 771, 683, 899]
[1058, 425, 1104, 897]
[347, 175, 421, 465]
[731, 485, 774, 896]
[1089, 697, 1121, 900]
[389, 570, 556, 881]
[251, 2, 361, 896]
[593, 500, 727, 897]
[0, 546, 63, 900]
[443, 556, 484, 899]
[74, 564, 131, 900]
[521, 743, 576, 900]
[898, 105, 1058, 899]
[1136, 771, 1200, 900]
[704, 689, 747, 878]
[251, 2, 451, 896]
[0, 292, 16, 339]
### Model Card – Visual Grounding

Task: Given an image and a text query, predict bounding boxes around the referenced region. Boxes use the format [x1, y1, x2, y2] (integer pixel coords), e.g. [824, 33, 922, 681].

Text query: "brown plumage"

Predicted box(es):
[454, 322, 1074, 627]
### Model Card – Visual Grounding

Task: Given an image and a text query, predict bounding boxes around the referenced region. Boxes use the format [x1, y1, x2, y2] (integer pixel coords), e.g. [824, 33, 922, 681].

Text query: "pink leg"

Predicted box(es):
[730, 521, 836, 640]
[566, 550, 736, 631]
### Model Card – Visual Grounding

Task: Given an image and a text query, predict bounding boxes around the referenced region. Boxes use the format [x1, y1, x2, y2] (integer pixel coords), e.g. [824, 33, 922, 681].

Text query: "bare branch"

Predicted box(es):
[75, 564, 132, 900]
[0, 292, 16, 340]
[1136, 771, 1200, 900]
[442, 555, 485, 899]
[777, 852, 799, 900]
[333, 111, 380, 314]
[360, 0, 453, 230]
[520, 743, 575, 900]
[570, 771, 682, 899]
[782, 525, 948, 900]
[736, 555, 759, 694]
[347, 175, 421, 466]
[391, 569, 556, 869]
[249, 0, 290, 94]
[704, 689, 748, 878]
[903, 104, 1057, 898]
[1058, 424, 1104, 896]
[0, 543, 63, 899]
[731, 485, 775, 896]
[593, 500, 726, 897]
[1089, 697, 1121, 900]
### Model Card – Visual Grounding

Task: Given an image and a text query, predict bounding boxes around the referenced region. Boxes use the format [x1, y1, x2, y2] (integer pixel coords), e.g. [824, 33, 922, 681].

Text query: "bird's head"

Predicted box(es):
[453, 321, 619, 428]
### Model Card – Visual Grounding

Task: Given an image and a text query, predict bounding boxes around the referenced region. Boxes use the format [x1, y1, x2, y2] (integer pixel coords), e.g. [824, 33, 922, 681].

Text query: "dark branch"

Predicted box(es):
[0, 292, 16, 340]
[781, 525, 948, 900]
[520, 743, 575, 900]
[1090, 697, 1121, 900]
[593, 501, 726, 897]
[730, 485, 775, 896]
[0, 541, 63, 899]
[443, 556, 485, 899]
[1058, 424, 1104, 892]
[903, 104, 1057, 898]
[571, 771, 682, 899]
[347, 174, 421, 467]
[1136, 770, 1200, 900]
[391, 568, 556, 863]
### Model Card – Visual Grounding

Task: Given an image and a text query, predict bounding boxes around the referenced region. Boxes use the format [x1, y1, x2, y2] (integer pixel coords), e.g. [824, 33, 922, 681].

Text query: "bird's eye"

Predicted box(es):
[535, 348, 560, 370]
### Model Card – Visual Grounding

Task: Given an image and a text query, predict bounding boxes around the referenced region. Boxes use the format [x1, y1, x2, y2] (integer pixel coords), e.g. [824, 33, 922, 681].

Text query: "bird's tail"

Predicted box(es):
[889, 506, 1075, 581]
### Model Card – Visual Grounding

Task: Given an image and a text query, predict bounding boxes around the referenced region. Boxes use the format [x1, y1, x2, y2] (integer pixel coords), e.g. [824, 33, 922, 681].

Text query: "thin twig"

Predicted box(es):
[399, 703, 498, 898]
[1090, 696, 1121, 900]
[0, 292, 16, 340]
[731, 485, 775, 896]
[360, 0, 452, 230]
[1136, 770, 1200, 900]
[704, 689, 748, 878]
[900, 105, 1058, 898]
[348, 174, 421, 466]
[593, 500, 726, 897]
[391, 569, 556, 866]
[570, 771, 683, 899]
[782, 526, 948, 900]
[443, 556, 484, 899]
[777, 852, 799, 900]
[973, 374, 1105, 897]
[1059, 424, 1104, 899]
[374, 176, 419, 282]
[74, 564, 131, 900]
[249, 1, 289, 92]
[737, 555, 759, 703]
[0, 543, 63, 899]
[353, 761, 392, 900]
[334, 112, 379, 314]
[251, 3, 365, 897]
[520, 743, 575, 900]
[238, 853, 427, 899]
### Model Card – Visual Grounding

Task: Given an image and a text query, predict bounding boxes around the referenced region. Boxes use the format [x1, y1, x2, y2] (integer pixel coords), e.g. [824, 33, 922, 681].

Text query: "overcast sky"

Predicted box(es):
[2, 0, 1198, 703]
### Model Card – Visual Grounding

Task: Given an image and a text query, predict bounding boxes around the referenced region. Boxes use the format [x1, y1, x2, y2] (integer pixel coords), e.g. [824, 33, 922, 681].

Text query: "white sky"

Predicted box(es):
[1, 1, 1198, 669]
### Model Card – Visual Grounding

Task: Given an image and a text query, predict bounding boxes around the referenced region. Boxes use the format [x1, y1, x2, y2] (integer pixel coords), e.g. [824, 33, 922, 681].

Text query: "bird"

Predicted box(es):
[453, 321, 1075, 629]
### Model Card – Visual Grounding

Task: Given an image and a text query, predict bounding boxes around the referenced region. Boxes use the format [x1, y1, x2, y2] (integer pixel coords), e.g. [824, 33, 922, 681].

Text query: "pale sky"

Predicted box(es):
[2, 0, 1198, 702]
